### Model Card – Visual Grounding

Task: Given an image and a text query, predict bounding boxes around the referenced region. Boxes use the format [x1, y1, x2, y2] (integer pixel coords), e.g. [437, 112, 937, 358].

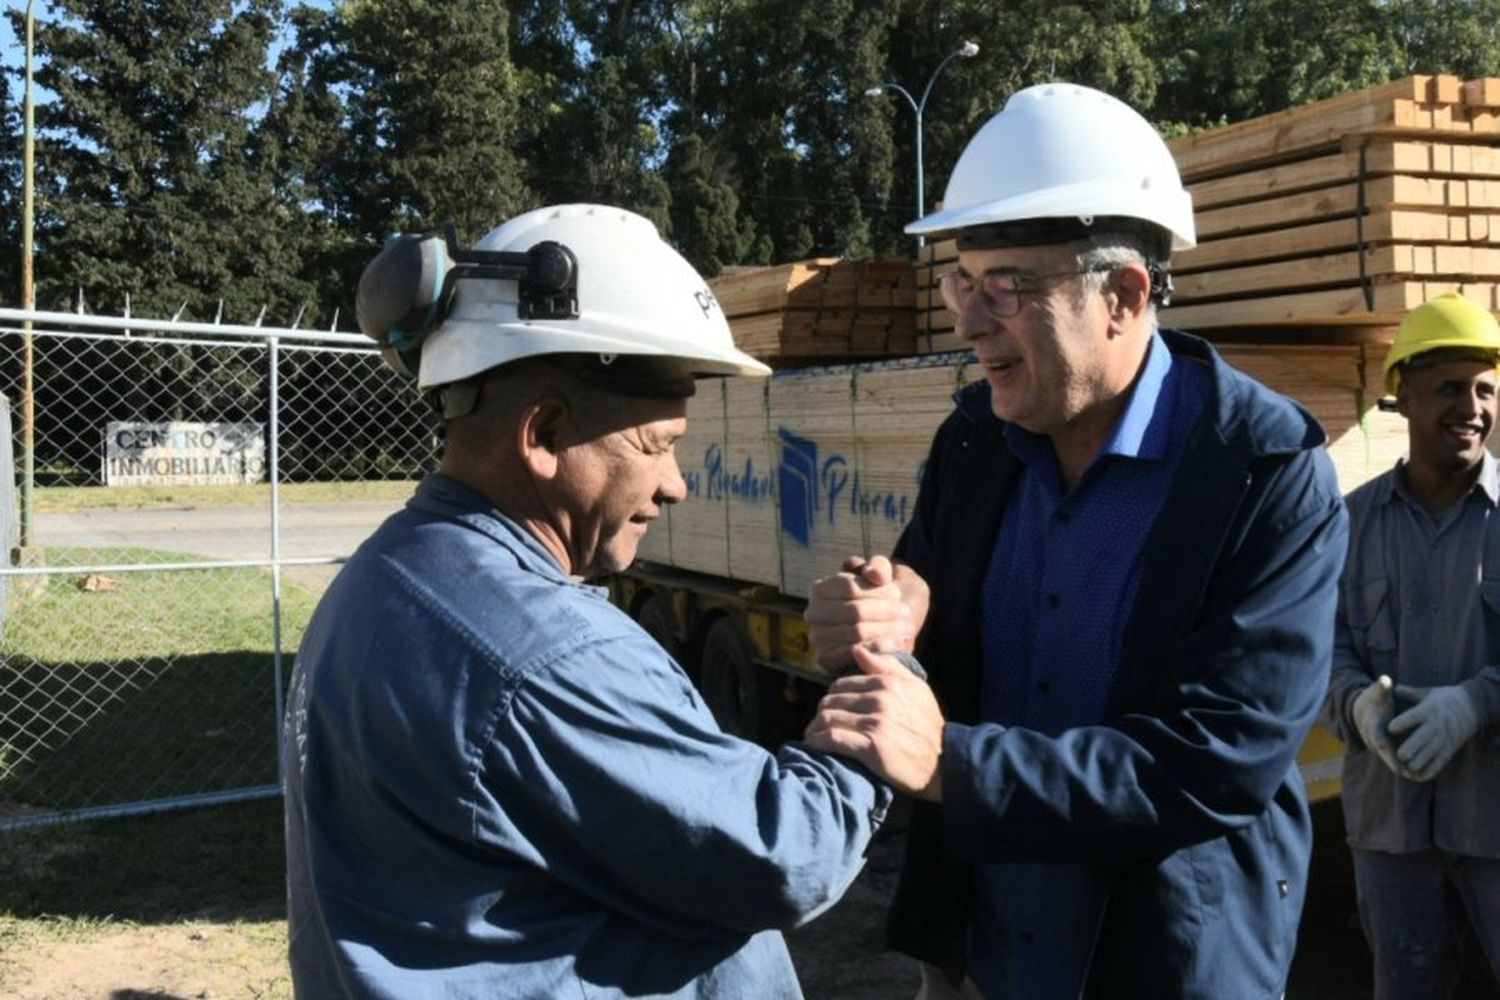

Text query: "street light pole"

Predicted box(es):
[866, 40, 979, 252]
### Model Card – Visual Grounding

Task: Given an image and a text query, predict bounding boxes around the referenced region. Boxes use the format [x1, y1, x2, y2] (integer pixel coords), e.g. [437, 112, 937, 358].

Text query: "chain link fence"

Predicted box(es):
[0, 307, 438, 831]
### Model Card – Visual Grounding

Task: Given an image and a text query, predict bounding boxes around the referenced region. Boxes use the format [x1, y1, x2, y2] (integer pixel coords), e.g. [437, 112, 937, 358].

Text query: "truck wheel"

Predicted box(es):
[700, 617, 776, 746]
[633, 595, 681, 663]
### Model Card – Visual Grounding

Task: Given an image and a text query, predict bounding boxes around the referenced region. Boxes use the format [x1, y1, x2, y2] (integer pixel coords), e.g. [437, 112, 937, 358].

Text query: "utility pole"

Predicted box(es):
[19, 0, 37, 552]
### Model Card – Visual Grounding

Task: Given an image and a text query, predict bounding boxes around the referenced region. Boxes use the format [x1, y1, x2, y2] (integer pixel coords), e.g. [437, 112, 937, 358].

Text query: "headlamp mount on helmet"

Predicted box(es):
[356, 223, 580, 378]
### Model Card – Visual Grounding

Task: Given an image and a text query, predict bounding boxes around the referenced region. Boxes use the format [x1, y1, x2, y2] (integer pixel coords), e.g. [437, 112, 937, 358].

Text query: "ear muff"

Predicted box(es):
[355, 226, 580, 378]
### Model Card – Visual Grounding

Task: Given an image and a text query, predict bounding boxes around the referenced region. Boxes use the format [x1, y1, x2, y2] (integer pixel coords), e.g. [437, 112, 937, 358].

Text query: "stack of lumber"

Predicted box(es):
[636, 344, 1403, 597]
[914, 74, 1500, 347]
[710, 258, 917, 366]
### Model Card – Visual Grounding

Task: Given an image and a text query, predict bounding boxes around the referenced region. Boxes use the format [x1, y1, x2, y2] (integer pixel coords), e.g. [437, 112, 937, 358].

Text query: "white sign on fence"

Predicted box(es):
[103, 421, 267, 486]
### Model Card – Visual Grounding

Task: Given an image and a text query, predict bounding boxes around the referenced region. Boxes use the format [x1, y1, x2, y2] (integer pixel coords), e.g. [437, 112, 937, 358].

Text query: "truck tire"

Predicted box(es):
[700, 616, 777, 746]
[633, 595, 681, 664]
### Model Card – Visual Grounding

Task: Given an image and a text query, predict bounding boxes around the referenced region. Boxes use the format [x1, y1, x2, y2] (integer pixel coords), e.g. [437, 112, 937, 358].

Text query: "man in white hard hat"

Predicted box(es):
[282, 204, 920, 999]
[802, 83, 1348, 998]
[1323, 293, 1500, 999]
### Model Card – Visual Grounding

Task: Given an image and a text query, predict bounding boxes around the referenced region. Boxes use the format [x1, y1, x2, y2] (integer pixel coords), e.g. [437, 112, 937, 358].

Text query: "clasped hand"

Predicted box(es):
[803, 644, 946, 801]
[804, 555, 928, 669]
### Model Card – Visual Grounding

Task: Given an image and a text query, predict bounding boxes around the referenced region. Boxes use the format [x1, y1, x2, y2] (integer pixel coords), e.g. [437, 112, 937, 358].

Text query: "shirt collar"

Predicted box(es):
[1101, 331, 1173, 461]
[1387, 449, 1500, 509]
[409, 473, 575, 582]
[1481, 449, 1500, 504]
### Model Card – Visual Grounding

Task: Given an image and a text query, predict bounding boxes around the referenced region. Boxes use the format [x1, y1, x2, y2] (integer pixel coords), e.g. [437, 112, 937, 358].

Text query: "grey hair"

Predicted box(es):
[1073, 230, 1166, 319]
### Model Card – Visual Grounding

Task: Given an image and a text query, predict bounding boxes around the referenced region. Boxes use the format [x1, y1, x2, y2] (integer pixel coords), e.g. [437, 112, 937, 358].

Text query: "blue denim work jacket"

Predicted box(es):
[283, 474, 890, 999]
[889, 330, 1349, 999]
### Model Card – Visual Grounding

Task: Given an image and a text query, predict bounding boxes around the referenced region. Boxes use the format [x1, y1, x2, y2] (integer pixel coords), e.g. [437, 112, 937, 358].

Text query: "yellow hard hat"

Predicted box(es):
[1384, 292, 1500, 393]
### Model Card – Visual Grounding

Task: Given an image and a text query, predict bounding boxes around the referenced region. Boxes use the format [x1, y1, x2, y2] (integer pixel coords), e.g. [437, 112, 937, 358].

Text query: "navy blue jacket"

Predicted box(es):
[889, 330, 1348, 998]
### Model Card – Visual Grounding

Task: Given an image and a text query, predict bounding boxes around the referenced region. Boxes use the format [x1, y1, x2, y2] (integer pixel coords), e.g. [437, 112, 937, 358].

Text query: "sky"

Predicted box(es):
[3, 3, 27, 74]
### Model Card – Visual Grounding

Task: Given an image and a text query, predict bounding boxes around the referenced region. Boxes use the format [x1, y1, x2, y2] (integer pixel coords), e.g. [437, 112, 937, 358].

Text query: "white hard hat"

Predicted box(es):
[906, 82, 1195, 251]
[415, 204, 770, 389]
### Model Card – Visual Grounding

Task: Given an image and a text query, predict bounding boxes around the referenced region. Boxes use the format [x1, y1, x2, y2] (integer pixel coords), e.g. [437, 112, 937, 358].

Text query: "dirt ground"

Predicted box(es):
[0, 918, 290, 999]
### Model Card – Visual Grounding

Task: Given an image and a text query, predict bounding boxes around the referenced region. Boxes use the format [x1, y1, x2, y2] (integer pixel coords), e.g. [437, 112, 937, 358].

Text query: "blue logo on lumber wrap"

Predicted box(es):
[681, 428, 920, 549]
[777, 428, 820, 545]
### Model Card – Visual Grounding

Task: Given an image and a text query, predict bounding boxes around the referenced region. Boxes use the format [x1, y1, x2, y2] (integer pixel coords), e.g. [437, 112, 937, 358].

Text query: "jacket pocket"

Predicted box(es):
[1480, 578, 1500, 618]
[1346, 576, 1398, 672]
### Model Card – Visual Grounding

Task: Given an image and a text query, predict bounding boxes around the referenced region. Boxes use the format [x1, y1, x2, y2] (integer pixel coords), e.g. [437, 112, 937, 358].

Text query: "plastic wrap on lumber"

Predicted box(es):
[723, 376, 780, 587]
[634, 354, 974, 596]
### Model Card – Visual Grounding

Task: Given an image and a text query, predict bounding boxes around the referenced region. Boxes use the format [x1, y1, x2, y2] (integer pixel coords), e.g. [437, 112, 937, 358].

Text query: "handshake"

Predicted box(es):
[801, 555, 945, 802]
[1351, 674, 1482, 783]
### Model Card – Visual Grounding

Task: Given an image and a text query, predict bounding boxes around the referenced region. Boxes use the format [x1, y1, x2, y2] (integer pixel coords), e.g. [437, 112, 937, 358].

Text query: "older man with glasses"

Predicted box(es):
[802, 83, 1349, 999]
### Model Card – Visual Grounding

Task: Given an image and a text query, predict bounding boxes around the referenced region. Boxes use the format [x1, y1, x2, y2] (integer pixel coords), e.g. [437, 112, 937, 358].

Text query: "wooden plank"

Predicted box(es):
[1464, 77, 1500, 109]
[1193, 175, 1489, 241]
[1174, 209, 1482, 273]
[1174, 244, 1500, 303]
[1169, 76, 1461, 179]
[1170, 93, 1468, 182]
[920, 239, 958, 266]
[1161, 280, 1495, 328]
[731, 306, 916, 362]
[710, 260, 834, 317]
[1187, 141, 1500, 211]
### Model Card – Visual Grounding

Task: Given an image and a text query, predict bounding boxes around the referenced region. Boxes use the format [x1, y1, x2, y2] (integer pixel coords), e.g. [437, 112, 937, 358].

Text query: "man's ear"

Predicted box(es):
[518, 396, 569, 479]
[1106, 262, 1152, 327]
[1394, 383, 1411, 419]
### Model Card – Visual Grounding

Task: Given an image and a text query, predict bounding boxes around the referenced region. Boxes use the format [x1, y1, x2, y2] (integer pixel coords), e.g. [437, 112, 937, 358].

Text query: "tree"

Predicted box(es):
[312, 0, 531, 247]
[509, 0, 672, 232]
[1147, 0, 1397, 129]
[0, 67, 20, 306]
[16, 0, 289, 322]
[662, 133, 757, 276]
[1383, 0, 1500, 79]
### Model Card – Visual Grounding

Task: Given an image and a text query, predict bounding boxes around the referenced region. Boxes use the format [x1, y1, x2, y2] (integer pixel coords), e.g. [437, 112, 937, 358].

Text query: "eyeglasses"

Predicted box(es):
[937, 265, 1115, 319]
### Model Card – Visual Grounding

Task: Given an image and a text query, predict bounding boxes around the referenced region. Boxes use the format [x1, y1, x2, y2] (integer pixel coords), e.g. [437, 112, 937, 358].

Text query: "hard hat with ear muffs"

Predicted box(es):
[356, 204, 770, 393]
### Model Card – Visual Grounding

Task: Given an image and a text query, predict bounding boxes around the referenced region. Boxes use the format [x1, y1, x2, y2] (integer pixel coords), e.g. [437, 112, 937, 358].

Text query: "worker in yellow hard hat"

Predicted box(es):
[1325, 291, 1500, 999]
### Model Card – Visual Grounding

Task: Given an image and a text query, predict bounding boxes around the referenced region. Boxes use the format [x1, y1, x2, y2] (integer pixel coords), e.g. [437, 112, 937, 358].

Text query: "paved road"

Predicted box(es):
[31, 499, 406, 592]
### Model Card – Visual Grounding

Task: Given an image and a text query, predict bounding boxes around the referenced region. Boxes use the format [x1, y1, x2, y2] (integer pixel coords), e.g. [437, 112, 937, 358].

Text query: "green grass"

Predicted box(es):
[0, 545, 313, 996]
[0, 797, 286, 923]
[34, 479, 416, 514]
[0, 548, 319, 810]
[0, 797, 290, 997]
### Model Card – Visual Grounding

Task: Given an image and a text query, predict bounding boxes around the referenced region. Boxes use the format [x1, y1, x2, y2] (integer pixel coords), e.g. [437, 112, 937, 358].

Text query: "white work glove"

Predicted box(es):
[1389, 683, 1482, 782]
[1350, 675, 1406, 777]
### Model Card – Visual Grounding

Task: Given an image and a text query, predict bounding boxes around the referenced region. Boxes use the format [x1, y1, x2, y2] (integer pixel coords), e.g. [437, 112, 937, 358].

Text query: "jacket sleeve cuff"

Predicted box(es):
[938, 721, 995, 864]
